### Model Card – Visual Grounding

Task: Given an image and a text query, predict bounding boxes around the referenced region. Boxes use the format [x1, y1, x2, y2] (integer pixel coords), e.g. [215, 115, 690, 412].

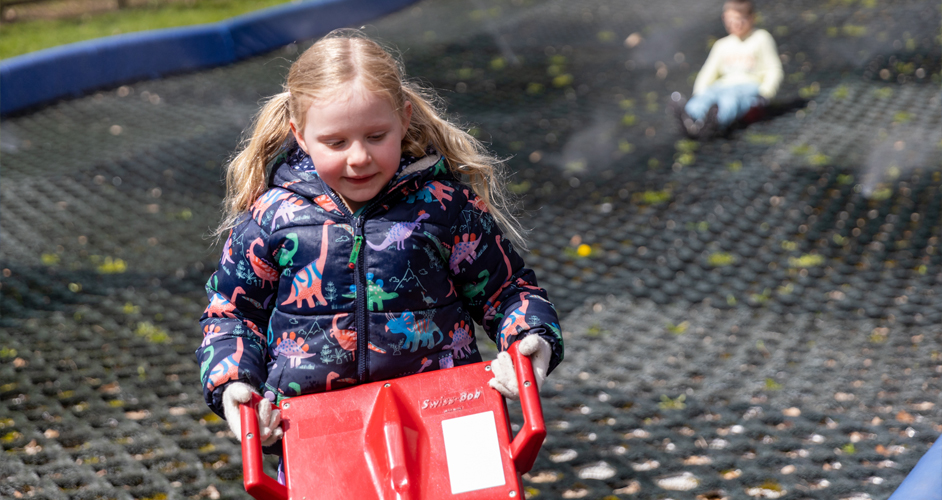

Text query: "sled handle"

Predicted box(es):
[240, 394, 288, 500]
[508, 342, 546, 474]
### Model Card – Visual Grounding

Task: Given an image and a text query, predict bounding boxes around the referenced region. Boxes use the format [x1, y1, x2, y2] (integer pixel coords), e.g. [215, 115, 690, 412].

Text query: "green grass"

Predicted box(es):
[1, 0, 291, 59]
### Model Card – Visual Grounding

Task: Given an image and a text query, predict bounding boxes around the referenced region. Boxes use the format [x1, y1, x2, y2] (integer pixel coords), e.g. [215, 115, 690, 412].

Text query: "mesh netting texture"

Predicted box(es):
[1, 0, 940, 499]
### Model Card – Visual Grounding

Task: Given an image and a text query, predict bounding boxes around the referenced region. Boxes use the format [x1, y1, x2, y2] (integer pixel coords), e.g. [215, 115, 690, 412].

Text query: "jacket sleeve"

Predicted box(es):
[449, 189, 563, 374]
[756, 30, 783, 99]
[196, 216, 277, 417]
[692, 38, 723, 95]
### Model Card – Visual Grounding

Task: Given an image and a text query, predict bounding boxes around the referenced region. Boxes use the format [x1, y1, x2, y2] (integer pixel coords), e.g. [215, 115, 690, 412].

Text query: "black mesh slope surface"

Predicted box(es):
[1, 0, 940, 499]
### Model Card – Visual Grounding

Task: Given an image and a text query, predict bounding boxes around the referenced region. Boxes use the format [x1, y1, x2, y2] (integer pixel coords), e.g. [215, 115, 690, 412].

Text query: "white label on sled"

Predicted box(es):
[442, 411, 505, 493]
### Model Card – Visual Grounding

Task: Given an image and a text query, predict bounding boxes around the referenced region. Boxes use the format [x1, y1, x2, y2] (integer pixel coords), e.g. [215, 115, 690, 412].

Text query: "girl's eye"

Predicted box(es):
[369, 133, 387, 141]
[325, 141, 344, 148]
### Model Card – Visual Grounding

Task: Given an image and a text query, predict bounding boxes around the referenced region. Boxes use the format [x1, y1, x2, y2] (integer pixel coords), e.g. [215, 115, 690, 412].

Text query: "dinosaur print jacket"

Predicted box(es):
[197, 145, 563, 417]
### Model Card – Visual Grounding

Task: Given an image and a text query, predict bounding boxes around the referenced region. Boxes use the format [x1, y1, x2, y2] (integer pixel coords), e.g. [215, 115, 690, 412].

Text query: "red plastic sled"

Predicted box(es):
[240, 343, 546, 500]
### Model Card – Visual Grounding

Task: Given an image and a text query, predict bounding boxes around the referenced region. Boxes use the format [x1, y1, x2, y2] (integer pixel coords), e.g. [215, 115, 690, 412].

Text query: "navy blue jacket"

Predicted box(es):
[197, 146, 562, 416]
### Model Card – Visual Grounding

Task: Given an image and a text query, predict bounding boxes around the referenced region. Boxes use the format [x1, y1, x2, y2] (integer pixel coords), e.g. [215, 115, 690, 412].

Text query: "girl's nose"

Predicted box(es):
[347, 141, 371, 167]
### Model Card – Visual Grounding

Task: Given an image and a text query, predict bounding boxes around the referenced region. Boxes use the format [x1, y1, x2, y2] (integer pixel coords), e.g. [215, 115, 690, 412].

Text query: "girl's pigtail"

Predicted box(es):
[216, 92, 293, 236]
[401, 84, 527, 251]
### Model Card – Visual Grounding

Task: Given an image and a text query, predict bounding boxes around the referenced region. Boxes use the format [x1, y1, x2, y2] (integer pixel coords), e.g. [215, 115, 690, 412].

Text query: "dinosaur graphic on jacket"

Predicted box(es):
[276, 233, 299, 267]
[206, 286, 245, 318]
[326, 371, 356, 391]
[251, 189, 291, 221]
[449, 233, 480, 273]
[273, 331, 315, 368]
[483, 235, 513, 322]
[328, 313, 386, 358]
[425, 181, 455, 210]
[343, 273, 398, 311]
[460, 270, 490, 301]
[385, 311, 444, 352]
[222, 232, 235, 266]
[367, 211, 430, 250]
[444, 320, 474, 359]
[201, 324, 224, 348]
[282, 221, 334, 308]
[496, 292, 553, 350]
[247, 239, 278, 289]
[206, 337, 243, 391]
[272, 198, 307, 230]
[313, 194, 341, 214]
[330, 313, 357, 354]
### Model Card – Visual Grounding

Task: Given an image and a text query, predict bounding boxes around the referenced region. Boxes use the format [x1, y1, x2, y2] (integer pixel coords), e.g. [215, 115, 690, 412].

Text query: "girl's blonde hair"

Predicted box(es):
[218, 29, 525, 248]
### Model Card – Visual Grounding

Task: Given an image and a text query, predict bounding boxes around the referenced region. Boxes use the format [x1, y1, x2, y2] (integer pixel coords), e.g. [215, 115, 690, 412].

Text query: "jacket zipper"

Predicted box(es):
[351, 186, 414, 383]
[353, 218, 369, 383]
[317, 186, 371, 383]
[320, 173, 421, 383]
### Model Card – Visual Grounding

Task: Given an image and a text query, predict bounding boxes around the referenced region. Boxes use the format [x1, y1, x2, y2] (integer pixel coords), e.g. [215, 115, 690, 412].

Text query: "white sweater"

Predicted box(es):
[692, 28, 784, 99]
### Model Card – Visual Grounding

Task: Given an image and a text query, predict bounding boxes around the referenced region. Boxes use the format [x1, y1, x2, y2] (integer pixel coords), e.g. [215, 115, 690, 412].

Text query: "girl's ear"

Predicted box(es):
[401, 101, 413, 132]
[289, 119, 309, 154]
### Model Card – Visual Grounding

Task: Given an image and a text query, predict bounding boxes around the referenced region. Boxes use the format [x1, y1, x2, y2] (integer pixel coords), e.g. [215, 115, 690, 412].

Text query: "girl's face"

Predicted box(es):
[722, 6, 754, 39]
[291, 80, 412, 212]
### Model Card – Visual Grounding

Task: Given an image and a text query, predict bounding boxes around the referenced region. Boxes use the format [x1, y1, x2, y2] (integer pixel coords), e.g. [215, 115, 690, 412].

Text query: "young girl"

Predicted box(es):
[196, 30, 563, 456]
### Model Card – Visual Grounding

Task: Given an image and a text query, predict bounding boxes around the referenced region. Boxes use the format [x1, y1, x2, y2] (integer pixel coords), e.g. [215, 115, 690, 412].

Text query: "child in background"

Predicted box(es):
[196, 30, 563, 478]
[674, 0, 783, 138]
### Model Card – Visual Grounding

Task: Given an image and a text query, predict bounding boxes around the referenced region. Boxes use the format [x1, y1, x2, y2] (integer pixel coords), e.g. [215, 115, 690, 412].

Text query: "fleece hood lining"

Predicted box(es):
[397, 153, 443, 179]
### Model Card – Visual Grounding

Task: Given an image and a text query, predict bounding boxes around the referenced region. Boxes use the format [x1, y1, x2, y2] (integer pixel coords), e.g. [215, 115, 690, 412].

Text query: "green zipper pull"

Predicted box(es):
[348, 235, 363, 269]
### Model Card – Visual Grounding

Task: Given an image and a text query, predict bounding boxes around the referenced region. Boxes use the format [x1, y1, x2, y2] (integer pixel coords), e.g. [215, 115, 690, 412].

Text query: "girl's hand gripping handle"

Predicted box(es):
[240, 394, 288, 500]
[508, 340, 547, 474]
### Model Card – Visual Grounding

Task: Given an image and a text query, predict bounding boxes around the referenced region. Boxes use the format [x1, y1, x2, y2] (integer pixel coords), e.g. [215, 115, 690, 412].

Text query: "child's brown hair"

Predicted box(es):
[723, 0, 754, 16]
[218, 29, 524, 247]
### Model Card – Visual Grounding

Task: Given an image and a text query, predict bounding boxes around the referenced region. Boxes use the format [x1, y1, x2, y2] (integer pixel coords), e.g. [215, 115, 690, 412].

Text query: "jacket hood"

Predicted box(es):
[268, 143, 452, 207]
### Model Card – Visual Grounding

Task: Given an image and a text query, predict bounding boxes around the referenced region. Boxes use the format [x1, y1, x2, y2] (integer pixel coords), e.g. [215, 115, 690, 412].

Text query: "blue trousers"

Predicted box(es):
[685, 83, 762, 126]
[888, 435, 942, 500]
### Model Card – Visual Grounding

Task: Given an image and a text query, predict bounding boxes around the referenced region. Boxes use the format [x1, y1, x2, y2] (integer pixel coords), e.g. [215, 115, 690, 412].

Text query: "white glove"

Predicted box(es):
[222, 381, 283, 446]
[488, 335, 551, 400]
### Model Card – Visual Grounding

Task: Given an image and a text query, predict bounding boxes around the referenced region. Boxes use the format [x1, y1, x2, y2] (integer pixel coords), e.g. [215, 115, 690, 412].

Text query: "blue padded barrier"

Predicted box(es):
[0, 0, 416, 115]
[888, 435, 942, 500]
[0, 25, 235, 112]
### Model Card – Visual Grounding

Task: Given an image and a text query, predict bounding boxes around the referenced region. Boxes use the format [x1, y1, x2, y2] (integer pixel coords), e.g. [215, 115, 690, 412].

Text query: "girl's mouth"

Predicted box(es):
[345, 174, 375, 185]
